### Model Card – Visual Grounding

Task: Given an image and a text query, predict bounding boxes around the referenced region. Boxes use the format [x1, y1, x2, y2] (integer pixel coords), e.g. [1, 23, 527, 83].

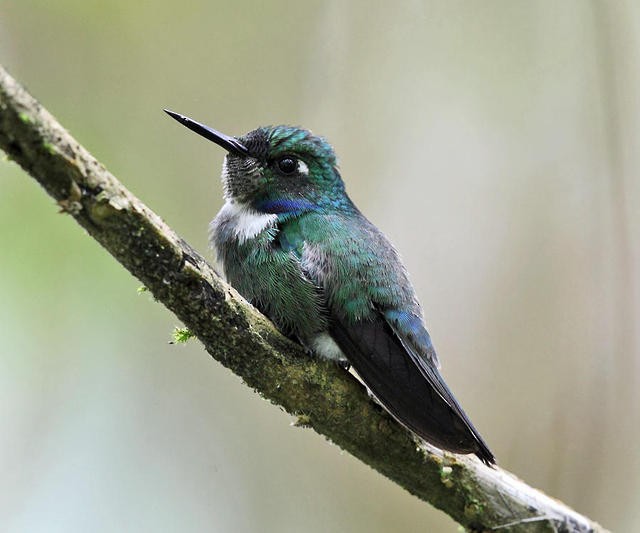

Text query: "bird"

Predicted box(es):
[165, 109, 495, 465]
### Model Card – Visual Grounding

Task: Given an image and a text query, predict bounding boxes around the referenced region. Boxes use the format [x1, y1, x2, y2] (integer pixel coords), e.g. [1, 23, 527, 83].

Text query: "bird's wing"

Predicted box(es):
[382, 309, 494, 464]
[329, 309, 494, 464]
[289, 212, 494, 464]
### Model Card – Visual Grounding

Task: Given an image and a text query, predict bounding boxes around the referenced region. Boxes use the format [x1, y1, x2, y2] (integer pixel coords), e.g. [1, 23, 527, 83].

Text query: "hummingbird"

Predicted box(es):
[165, 110, 495, 465]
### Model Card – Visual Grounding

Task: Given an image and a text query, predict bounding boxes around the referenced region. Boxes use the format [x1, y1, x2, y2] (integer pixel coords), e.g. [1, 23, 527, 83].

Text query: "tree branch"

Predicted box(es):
[0, 64, 607, 533]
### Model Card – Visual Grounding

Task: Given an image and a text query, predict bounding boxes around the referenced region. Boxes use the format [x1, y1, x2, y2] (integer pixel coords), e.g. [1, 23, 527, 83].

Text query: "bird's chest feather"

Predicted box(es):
[209, 201, 326, 340]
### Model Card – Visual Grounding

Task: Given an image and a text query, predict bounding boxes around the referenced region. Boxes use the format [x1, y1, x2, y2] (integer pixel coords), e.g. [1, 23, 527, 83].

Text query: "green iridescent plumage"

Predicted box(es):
[166, 111, 495, 465]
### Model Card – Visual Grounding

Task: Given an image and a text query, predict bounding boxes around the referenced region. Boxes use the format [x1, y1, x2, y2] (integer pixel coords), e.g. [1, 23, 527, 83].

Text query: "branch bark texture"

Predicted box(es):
[0, 64, 607, 533]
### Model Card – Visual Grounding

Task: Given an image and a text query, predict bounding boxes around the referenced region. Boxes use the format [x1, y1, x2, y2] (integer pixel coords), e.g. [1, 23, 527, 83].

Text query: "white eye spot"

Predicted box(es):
[297, 159, 309, 176]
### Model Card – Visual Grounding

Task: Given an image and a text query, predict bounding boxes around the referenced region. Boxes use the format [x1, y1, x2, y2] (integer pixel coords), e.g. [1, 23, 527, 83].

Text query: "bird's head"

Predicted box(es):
[165, 110, 347, 215]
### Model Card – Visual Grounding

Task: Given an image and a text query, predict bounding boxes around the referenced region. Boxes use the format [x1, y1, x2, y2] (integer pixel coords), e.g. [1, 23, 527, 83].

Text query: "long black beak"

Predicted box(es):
[164, 109, 250, 156]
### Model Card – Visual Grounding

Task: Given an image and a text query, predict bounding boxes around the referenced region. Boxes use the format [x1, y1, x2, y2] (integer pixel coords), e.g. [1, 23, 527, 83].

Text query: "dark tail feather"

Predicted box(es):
[330, 318, 495, 466]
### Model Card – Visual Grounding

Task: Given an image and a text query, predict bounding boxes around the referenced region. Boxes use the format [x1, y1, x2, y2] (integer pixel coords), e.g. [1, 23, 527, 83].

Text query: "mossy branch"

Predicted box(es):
[0, 64, 607, 533]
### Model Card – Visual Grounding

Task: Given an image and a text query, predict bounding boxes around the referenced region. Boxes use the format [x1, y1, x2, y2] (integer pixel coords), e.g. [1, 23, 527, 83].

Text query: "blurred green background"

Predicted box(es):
[1, 2, 639, 531]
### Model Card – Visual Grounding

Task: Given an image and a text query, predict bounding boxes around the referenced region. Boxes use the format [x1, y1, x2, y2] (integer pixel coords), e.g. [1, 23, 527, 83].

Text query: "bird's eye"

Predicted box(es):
[276, 156, 297, 175]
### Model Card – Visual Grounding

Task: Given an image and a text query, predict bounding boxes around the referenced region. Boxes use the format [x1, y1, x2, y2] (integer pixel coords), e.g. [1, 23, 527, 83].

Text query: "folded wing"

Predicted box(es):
[329, 311, 495, 465]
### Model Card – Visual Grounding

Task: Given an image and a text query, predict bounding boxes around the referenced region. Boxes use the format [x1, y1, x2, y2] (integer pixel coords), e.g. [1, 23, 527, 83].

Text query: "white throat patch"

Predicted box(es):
[219, 201, 278, 244]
